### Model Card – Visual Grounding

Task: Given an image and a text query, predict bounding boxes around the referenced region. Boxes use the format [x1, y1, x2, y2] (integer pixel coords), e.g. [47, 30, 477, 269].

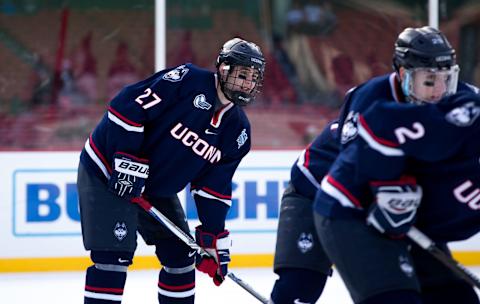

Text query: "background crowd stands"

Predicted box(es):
[1, 0, 479, 150]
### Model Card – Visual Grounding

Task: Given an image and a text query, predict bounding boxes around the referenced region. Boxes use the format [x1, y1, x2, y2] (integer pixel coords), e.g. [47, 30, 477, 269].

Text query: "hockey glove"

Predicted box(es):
[366, 177, 422, 238]
[195, 225, 231, 286]
[108, 152, 149, 200]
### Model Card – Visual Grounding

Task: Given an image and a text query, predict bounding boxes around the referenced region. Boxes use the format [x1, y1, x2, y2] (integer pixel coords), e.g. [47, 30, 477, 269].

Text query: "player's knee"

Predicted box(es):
[359, 290, 422, 304]
[90, 250, 134, 269]
[270, 268, 328, 304]
[422, 281, 479, 304]
[154, 237, 195, 267]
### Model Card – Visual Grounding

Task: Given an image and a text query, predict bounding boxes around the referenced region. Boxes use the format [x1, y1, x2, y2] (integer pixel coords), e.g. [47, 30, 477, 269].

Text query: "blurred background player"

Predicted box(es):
[269, 119, 339, 304]
[271, 25, 480, 304]
[313, 26, 480, 304]
[76, 37, 265, 304]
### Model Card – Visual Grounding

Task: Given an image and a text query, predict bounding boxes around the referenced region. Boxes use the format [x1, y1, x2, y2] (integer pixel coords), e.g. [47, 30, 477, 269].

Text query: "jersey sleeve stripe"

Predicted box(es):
[320, 175, 362, 208]
[358, 114, 404, 156]
[304, 143, 312, 167]
[296, 148, 321, 189]
[191, 189, 232, 207]
[84, 136, 111, 179]
[192, 185, 232, 199]
[108, 107, 144, 132]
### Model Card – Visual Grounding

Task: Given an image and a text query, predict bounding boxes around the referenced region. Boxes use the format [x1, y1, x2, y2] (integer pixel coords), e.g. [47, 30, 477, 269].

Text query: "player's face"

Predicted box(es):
[412, 69, 449, 103]
[223, 65, 260, 94]
[401, 66, 459, 104]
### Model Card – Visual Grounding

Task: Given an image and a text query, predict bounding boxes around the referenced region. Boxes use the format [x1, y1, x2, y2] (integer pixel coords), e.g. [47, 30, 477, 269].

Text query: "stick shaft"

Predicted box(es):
[407, 227, 480, 289]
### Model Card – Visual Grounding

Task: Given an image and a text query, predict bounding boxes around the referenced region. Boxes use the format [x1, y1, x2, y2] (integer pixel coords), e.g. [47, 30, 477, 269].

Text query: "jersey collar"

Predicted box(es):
[210, 102, 234, 128]
[389, 72, 406, 103]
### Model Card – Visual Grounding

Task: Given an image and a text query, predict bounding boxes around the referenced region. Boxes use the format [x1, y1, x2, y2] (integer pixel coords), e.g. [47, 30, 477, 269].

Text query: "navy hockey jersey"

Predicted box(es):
[315, 73, 480, 242]
[80, 63, 251, 207]
[290, 120, 339, 200]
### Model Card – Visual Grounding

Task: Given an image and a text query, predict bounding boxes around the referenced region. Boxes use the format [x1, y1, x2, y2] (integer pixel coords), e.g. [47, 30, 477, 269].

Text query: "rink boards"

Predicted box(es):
[0, 151, 479, 272]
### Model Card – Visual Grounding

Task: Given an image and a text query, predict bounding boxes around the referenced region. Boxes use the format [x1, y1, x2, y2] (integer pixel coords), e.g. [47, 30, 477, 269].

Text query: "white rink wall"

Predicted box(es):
[0, 151, 479, 271]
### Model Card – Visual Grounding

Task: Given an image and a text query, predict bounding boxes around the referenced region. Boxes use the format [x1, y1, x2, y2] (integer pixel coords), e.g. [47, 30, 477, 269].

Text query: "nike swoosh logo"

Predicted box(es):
[118, 258, 130, 263]
[294, 299, 311, 304]
[188, 251, 196, 257]
[205, 129, 218, 135]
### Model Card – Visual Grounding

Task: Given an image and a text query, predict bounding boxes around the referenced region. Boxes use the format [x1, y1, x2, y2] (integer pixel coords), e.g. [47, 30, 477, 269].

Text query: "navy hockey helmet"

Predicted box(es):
[216, 38, 265, 106]
[393, 26, 459, 103]
[393, 26, 456, 70]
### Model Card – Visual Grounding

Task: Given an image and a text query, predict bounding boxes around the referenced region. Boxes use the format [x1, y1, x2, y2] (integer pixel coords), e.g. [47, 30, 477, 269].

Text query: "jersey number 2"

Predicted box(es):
[135, 88, 162, 109]
[394, 122, 425, 144]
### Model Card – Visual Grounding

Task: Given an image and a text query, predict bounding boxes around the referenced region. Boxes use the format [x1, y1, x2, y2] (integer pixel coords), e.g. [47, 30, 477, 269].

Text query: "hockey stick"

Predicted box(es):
[407, 226, 480, 290]
[132, 197, 269, 304]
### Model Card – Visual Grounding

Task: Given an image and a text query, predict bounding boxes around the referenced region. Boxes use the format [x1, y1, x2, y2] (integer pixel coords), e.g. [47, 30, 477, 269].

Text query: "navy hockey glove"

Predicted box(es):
[108, 152, 149, 199]
[366, 177, 422, 238]
[195, 226, 231, 286]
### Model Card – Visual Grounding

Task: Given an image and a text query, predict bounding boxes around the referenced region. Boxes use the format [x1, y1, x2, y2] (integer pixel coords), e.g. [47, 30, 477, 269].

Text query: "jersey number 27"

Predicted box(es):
[135, 88, 162, 109]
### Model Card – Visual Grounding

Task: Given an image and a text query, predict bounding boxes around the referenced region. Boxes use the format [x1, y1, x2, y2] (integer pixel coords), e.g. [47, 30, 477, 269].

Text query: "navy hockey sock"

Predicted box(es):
[270, 268, 328, 304]
[157, 265, 195, 304]
[421, 281, 479, 304]
[84, 265, 127, 304]
[359, 290, 422, 304]
[83, 251, 131, 304]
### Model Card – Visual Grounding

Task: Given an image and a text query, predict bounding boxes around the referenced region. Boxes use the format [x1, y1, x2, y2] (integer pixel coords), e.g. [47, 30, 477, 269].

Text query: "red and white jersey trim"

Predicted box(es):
[389, 72, 402, 102]
[210, 102, 234, 128]
[84, 137, 111, 179]
[108, 107, 144, 132]
[357, 114, 404, 156]
[320, 175, 362, 209]
[296, 146, 321, 189]
[191, 186, 232, 207]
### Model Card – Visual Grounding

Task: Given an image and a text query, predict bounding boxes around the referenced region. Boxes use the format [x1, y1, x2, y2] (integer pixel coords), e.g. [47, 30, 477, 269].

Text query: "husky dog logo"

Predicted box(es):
[162, 65, 189, 82]
[297, 232, 314, 253]
[341, 111, 359, 144]
[237, 129, 248, 149]
[399, 255, 414, 277]
[113, 222, 128, 241]
[193, 94, 212, 110]
[446, 102, 480, 127]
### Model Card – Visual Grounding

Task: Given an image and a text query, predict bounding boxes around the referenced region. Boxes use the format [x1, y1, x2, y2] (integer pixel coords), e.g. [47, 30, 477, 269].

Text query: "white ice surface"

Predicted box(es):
[1, 267, 479, 303]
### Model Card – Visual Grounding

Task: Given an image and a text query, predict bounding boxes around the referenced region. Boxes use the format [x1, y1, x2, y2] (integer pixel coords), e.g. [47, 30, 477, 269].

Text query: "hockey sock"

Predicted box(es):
[84, 265, 127, 304]
[421, 280, 479, 304]
[157, 264, 195, 304]
[359, 290, 422, 304]
[270, 268, 328, 304]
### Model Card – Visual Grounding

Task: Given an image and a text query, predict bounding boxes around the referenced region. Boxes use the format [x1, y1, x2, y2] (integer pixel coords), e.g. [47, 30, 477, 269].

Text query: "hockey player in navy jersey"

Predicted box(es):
[269, 120, 340, 304]
[312, 27, 480, 304]
[269, 26, 480, 304]
[76, 37, 265, 304]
